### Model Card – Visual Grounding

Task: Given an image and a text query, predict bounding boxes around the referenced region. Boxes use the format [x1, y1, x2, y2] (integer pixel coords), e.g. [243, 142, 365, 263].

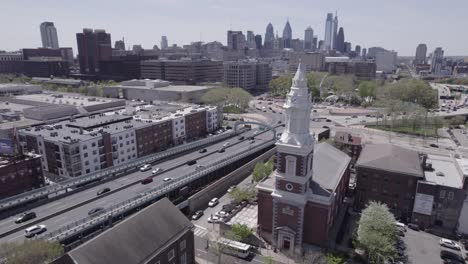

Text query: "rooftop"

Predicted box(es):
[424, 154, 464, 189]
[114, 79, 213, 92]
[15, 93, 121, 107]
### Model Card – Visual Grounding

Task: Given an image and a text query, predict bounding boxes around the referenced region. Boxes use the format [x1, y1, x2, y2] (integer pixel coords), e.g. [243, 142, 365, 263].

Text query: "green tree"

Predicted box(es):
[356, 201, 397, 264]
[0, 240, 64, 264]
[325, 253, 346, 264]
[252, 160, 273, 183]
[229, 224, 254, 242]
[358, 81, 377, 103]
[229, 186, 256, 204]
[269, 75, 293, 97]
[201, 87, 252, 112]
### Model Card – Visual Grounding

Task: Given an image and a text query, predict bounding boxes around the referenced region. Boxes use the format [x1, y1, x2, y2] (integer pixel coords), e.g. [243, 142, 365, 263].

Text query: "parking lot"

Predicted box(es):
[402, 229, 465, 264]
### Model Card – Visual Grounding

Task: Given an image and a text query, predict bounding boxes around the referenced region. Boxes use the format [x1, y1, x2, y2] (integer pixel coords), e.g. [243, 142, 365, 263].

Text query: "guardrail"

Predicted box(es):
[0, 130, 243, 212]
[42, 138, 275, 242]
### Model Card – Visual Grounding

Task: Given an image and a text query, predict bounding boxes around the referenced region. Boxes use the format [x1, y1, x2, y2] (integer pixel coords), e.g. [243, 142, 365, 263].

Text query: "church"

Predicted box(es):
[256, 63, 351, 254]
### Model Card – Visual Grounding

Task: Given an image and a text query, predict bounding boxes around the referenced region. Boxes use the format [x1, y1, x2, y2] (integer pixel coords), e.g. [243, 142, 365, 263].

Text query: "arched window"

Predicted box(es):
[285, 156, 296, 176]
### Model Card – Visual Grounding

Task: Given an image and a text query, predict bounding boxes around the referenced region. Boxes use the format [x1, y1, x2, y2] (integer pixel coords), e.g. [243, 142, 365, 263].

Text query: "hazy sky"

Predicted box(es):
[2, 0, 467, 56]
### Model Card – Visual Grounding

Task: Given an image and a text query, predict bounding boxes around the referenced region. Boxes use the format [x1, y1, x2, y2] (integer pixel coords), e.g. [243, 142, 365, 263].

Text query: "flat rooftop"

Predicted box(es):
[154, 85, 212, 92]
[424, 154, 464, 189]
[16, 93, 121, 107]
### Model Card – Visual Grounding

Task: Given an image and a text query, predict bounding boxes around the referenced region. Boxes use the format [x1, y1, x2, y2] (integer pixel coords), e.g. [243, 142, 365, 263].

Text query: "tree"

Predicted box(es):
[201, 87, 252, 112]
[229, 224, 253, 242]
[356, 201, 397, 264]
[358, 81, 377, 104]
[229, 186, 256, 204]
[0, 240, 64, 264]
[269, 75, 292, 97]
[325, 253, 346, 264]
[252, 160, 273, 183]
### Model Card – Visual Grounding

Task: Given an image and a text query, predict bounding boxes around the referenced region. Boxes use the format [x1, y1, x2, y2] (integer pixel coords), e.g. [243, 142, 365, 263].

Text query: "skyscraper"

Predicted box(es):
[414, 44, 427, 65]
[312, 36, 318, 50]
[40, 22, 59, 49]
[76, 28, 112, 74]
[431, 47, 444, 75]
[264, 23, 274, 49]
[255, 35, 263, 50]
[282, 20, 292, 49]
[332, 12, 338, 50]
[324, 13, 333, 50]
[227, 30, 246, 50]
[355, 45, 361, 57]
[161, 36, 168, 49]
[335, 27, 345, 53]
[247, 31, 256, 49]
[362, 48, 367, 58]
[304, 27, 314, 50]
[114, 39, 125, 50]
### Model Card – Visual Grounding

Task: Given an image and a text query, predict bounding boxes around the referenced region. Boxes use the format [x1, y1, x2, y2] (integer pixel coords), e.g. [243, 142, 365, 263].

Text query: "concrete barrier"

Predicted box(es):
[187, 148, 276, 213]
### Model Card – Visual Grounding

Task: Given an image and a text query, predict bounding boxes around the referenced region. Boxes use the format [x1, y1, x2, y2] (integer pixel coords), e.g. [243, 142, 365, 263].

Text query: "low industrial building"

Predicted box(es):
[103, 79, 216, 103]
[31, 77, 88, 88]
[0, 52, 23, 74]
[52, 198, 195, 264]
[324, 57, 376, 79]
[0, 84, 42, 96]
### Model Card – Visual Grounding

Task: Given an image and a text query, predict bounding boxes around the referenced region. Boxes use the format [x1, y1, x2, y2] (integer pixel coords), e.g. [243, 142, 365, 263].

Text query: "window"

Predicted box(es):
[448, 191, 454, 200]
[440, 190, 446, 199]
[85, 161, 89, 166]
[84, 153, 88, 158]
[167, 249, 175, 261]
[180, 253, 187, 264]
[82, 145, 87, 150]
[92, 150, 97, 155]
[91, 142, 96, 147]
[86, 169, 90, 174]
[180, 240, 186, 251]
[285, 156, 296, 176]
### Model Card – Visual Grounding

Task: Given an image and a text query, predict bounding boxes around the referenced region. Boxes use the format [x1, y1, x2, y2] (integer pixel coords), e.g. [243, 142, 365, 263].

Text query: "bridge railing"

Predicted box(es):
[0, 130, 242, 212]
[42, 139, 275, 242]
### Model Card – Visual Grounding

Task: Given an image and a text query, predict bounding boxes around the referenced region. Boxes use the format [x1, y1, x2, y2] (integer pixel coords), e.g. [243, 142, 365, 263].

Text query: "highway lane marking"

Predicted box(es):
[52, 215, 68, 223]
[194, 224, 207, 230]
[116, 177, 128, 183]
[7, 233, 24, 242]
[44, 201, 61, 209]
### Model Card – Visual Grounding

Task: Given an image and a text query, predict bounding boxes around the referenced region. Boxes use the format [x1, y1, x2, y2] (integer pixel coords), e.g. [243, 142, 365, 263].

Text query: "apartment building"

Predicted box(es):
[223, 60, 272, 91]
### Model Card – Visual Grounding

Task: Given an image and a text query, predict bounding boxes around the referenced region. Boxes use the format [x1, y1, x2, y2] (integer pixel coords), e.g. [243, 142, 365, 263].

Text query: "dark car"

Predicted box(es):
[141, 177, 153, 184]
[408, 223, 419, 231]
[430, 143, 439, 148]
[191, 210, 204, 220]
[88, 207, 106, 216]
[322, 126, 330, 129]
[277, 120, 282, 124]
[326, 119, 332, 122]
[440, 250, 465, 263]
[97, 187, 111, 196]
[198, 148, 207, 153]
[15, 212, 36, 224]
[218, 148, 225, 153]
[238, 136, 245, 140]
[187, 160, 197, 166]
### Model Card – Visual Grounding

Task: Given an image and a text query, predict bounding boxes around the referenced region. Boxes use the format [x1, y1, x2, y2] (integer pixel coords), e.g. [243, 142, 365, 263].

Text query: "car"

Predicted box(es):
[208, 197, 219, 207]
[395, 222, 407, 232]
[352, 115, 358, 118]
[272, 110, 276, 113]
[446, 146, 456, 151]
[250, 140, 255, 144]
[277, 120, 282, 124]
[430, 143, 439, 148]
[199, 148, 207, 153]
[215, 211, 230, 218]
[97, 187, 111, 196]
[398, 230, 405, 237]
[163, 177, 173, 182]
[326, 119, 332, 122]
[88, 207, 106, 216]
[24, 224, 46, 238]
[440, 250, 464, 262]
[227, 185, 236, 193]
[191, 210, 204, 220]
[440, 238, 461, 250]
[140, 164, 152, 172]
[15, 212, 37, 224]
[223, 142, 230, 148]
[187, 160, 197, 166]
[407, 223, 420, 231]
[218, 148, 225, 153]
[207, 215, 221, 223]
[141, 177, 153, 184]
[322, 126, 330, 129]
[313, 109, 317, 113]
[238, 136, 245, 140]
[151, 168, 163, 174]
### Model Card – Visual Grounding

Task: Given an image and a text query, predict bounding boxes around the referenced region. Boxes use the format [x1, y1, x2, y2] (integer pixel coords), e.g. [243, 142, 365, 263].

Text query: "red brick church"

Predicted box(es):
[256, 63, 351, 254]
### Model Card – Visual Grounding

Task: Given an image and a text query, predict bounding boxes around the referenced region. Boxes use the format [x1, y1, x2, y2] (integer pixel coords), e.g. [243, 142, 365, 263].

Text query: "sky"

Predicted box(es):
[1, 0, 468, 56]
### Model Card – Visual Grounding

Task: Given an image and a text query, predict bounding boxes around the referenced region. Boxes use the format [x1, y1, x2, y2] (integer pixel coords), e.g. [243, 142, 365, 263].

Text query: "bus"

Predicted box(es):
[217, 238, 253, 259]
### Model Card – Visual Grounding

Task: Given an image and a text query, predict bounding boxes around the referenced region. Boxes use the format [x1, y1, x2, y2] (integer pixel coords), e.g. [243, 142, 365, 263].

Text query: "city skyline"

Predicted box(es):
[1, 0, 468, 56]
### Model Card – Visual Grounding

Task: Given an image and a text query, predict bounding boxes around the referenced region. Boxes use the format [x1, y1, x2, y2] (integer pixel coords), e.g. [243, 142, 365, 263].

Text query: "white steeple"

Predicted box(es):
[279, 62, 314, 149]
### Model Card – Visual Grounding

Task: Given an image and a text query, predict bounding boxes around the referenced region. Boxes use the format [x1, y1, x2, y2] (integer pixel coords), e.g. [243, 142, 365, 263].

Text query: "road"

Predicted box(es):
[0, 128, 275, 244]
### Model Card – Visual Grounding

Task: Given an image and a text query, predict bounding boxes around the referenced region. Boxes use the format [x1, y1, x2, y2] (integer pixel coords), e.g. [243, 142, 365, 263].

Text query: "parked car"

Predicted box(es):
[151, 168, 163, 174]
[408, 223, 420, 231]
[218, 148, 225, 153]
[141, 177, 153, 185]
[88, 207, 106, 216]
[199, 148, 207, 153]
[140, 164, 151, 172]
[238, 136, 245, 140]
[207, 215, 221, 223]
[440, 238, 461, 250]
[440, 250, 464, 262]
[163, 177, 173, 182]
[227, 185, 236, 193]
[97, 187, 111, 196]
[15, 212, 36, 224]
[208, 198, 219, 207]
[24, 225, 46, 238]
[223, 142, 230, 148]
[191, 210, 204, 220]
[215, 211, 230, 218]
[430, 143, 439, 148]
[187, 160, 197, 166]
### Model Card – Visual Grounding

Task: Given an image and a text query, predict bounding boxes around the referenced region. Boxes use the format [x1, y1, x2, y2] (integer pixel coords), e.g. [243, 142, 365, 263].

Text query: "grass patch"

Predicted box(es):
[368, 125, 438, 137]
[223, 105, 243, 114]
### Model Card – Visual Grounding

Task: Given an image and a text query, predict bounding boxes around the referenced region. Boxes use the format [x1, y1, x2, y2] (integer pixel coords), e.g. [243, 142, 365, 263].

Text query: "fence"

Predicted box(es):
[42, 139, 275, 242]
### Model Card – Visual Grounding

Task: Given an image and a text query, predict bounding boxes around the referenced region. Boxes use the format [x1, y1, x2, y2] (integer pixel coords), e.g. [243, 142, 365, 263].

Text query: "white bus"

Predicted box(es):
[217, 238, 253, 259]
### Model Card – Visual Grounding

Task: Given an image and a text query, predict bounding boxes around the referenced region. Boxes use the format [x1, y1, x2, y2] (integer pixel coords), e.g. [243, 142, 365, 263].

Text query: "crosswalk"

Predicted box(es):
[194, 225, 209, 238]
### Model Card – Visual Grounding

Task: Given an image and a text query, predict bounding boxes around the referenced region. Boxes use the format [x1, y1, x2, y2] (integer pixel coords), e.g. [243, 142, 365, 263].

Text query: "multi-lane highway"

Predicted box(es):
[0, 128, 276, 243]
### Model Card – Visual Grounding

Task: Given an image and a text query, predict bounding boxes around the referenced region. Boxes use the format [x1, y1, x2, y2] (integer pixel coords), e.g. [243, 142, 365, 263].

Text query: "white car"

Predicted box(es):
[207, 215, 221, 223]
[215, 211, 230, 218]
[208, 198, 219, 207]
[140, 164, 151, 172]
[195, 165, 205, 171]
[223, 142, 230, 148]
[24, 224, 47, 238]
[439, 238, 460, 250]
[163, 177, 173, 182]
[227, 185, 236, 193]
[151, 168, 162, 174]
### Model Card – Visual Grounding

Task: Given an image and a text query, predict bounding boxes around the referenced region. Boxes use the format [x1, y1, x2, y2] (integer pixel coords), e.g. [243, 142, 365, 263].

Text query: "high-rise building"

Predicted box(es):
[344, 42, 352, 54]
[282, 20, 292, 49]
[324, 13, 333, 50]
[255, 35, 263, 50]
[332, 13, 338, 50]
[355, 45, 361, 57]
[335, 27, 345, 53]
[304, 27, 314, 50]
[264, 23, 275, 49]
[414, 44, 427, 65]
[227, 30, 246, 51]
[312, 36, 318, 50]
[362, 48, 367, 58]
[376, 50, 398, 73]
[114, 39, 125, 50]
[318, 40, 324, 50]
[431, 47, 444, 75]
[40, 22, 59, 49]
[223, 60, 272, 91]
[247, 31, 256, 49]
[76, 28, 112, 75]
[161, 36, 168, 49]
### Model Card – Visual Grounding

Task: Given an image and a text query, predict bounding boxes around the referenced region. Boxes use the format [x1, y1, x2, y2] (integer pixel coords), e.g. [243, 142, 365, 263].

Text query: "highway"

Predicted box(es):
[0, 128, 276, 244]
